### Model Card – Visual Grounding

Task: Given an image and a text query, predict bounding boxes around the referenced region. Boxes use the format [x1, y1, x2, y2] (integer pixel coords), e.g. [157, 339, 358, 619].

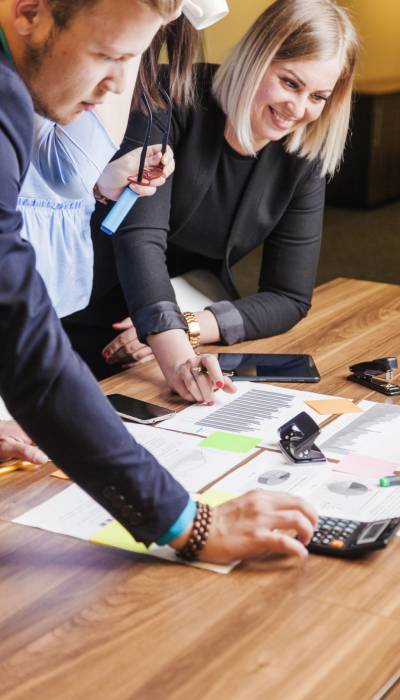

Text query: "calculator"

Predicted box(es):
[308, 516, 400, 557]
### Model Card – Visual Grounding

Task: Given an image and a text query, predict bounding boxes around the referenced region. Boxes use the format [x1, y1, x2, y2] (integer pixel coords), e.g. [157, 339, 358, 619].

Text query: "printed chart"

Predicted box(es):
[215, 450, 400, 522]
[162, 382, 335, 443]
[320, 400, 400, 464]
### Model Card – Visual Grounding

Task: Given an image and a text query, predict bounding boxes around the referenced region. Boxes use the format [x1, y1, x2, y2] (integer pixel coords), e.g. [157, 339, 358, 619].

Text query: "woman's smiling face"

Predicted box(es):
[250, 55, 343, 150]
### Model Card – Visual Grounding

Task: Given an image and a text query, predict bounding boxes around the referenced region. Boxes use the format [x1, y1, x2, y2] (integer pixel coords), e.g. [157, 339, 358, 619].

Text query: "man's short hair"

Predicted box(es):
[47, 0, 181, 28]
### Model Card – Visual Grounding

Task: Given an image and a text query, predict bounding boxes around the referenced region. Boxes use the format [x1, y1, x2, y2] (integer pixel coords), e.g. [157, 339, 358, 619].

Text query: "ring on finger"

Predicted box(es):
[191, 366, 204, 376]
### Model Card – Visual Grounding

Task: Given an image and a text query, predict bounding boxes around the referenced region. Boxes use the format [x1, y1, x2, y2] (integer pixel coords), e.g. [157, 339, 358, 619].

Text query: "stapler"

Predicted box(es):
[348, 356, 400, 396]
[278, 411, 326, 464]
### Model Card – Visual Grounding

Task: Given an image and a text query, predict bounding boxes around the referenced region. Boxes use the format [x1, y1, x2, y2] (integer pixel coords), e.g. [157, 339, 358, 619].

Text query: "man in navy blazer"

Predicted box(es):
[0, 0, 192, 548]
[0, 0, 317, 563]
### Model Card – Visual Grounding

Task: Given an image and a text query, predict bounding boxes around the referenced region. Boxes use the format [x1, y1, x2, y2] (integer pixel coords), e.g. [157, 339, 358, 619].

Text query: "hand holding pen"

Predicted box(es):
[148, 331, 237, 406]
[101, 88, 173, 235]
[96, 144, 175, 203]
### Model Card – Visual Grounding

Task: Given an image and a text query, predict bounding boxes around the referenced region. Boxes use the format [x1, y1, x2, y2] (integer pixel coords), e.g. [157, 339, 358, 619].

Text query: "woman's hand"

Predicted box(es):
[96, 144, 175, 201]
[102, 318, 154, 367]
[148, 329, 236, 404]
[0, 421, 48, 464]
[163, 351, 237, 404]
[171, 492, 318, 564]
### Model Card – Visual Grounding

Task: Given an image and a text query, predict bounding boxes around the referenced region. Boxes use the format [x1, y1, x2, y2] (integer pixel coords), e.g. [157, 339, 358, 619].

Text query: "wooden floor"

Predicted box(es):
[1, 278, 400, 700]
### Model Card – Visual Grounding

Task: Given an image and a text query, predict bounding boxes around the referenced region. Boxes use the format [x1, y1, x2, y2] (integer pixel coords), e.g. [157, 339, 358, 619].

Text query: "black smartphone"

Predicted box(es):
[106, 394, 176, 424]
[216, 353, 320, 383]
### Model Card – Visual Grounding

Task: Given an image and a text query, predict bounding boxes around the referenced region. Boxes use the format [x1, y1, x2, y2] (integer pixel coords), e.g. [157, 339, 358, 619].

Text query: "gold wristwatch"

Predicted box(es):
[182, 311, 201, 350]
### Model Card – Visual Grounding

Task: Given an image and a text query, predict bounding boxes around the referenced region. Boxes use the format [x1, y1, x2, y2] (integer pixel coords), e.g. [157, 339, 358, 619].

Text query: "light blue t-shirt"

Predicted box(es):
[18, 112, 118, 318]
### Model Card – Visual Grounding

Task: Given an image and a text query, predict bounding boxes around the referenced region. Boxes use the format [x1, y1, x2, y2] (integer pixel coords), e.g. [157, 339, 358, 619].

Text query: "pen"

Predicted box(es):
[191, 367, 234, 378]
[379, 476, 400, 487]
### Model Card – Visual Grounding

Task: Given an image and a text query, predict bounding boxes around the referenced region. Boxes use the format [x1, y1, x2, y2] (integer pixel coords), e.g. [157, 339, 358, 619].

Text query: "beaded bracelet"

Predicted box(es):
[177, 502, 212, 561]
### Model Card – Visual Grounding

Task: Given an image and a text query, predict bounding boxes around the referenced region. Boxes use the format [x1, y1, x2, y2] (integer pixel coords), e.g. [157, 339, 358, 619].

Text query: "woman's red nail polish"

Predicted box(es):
[103, 350, 109, 359]
[216, 380, 224, 388]
[207, 401, 214, 406]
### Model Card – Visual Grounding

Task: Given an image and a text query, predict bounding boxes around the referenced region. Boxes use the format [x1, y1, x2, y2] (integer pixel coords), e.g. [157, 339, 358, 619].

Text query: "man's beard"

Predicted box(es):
[19, 31, 66, 123]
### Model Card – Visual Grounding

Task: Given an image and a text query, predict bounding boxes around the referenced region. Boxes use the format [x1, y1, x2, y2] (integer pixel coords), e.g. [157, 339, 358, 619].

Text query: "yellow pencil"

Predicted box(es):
[0, 460, 38, 476]
[0, 464, 18, 475]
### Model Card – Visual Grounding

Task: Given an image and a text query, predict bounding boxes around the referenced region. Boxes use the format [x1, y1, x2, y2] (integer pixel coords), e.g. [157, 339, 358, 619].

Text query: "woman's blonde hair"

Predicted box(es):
[213, 0, 359, 176]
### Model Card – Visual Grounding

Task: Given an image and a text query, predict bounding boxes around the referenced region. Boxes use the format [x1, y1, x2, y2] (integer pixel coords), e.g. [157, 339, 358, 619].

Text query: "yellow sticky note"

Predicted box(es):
[90, 520, 152, 554]
[305, 398, 363, 415]
[198, 490, 237, 507]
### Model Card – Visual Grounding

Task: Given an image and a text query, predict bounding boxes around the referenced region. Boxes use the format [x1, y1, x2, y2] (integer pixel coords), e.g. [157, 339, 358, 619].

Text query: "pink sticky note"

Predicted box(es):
[333, 454, 398, 479]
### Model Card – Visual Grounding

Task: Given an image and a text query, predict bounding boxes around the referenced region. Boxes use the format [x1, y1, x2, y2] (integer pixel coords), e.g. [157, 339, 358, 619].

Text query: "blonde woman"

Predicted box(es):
[66, 0, 359, 407]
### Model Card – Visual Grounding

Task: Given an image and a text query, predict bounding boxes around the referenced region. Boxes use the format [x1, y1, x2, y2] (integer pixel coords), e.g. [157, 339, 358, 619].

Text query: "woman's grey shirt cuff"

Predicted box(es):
[133, 301, 187, 343]
[206, 301, 245, 345]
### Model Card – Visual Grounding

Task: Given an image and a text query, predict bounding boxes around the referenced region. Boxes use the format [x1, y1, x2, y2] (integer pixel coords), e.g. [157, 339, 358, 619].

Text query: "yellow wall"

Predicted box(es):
[344, 0, 400, 81]
[203, 1, 400, 82]
[203, 1, 272, 64]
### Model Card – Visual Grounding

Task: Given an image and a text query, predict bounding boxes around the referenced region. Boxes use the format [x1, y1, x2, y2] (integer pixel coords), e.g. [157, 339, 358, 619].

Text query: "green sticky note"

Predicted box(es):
[199, 431, 262, 453]
[90, 520, 153, 554]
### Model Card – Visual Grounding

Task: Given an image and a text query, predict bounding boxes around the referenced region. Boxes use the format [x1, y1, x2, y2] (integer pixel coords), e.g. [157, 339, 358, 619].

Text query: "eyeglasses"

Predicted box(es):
[129, 86, 172, 186]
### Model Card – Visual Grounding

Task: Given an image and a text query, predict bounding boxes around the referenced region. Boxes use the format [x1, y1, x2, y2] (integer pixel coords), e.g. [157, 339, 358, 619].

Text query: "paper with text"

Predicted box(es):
[215, 450, 400, 522]
[13, 484, 236, 574]
[124, 423, 256, 491]
[161, 382, 339, 446]
[319, 400, 400, 465]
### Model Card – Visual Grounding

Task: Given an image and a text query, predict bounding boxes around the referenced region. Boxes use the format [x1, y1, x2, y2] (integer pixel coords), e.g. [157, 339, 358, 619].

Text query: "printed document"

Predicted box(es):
[215, 450, 400, 522]
[13, 484, 236, 574]
[319, 400, 400, 465]
[161, 382, 340, 445]
[124, 423, 258, 491]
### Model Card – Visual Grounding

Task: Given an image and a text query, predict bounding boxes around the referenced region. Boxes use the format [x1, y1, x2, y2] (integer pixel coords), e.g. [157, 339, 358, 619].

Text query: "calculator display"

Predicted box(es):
[357, 521, 387, 544]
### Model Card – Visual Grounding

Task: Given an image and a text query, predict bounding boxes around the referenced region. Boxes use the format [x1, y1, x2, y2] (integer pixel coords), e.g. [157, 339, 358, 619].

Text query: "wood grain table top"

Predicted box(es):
[1, 278, 400, 700]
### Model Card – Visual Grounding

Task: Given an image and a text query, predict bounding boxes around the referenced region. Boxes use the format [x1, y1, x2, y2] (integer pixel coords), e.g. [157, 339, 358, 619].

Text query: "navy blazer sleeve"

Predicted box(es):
[0, 58, 188, 546]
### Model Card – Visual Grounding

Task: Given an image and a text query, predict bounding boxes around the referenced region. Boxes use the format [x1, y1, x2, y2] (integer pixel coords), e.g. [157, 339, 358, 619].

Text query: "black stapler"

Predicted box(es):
[278, 412, 326, 464]
[348, 356, 400, 395]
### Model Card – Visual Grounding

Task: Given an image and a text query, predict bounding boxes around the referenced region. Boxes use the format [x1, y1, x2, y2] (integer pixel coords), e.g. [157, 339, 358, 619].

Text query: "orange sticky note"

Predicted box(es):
[51, 469, 70, 480]
[305, 398, 363, 415]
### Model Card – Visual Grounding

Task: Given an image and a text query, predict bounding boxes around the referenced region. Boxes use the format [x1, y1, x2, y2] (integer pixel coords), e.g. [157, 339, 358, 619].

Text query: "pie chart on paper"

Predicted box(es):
[327, 480, 368, 497]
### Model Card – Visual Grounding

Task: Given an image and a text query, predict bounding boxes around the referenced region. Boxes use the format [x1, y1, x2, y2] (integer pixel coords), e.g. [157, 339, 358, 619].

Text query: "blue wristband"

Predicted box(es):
[157, 498, 197, 546]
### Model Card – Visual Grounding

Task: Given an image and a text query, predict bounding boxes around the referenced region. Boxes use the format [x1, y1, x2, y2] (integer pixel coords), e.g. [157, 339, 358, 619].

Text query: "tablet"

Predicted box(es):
[216, 353, 320, 383]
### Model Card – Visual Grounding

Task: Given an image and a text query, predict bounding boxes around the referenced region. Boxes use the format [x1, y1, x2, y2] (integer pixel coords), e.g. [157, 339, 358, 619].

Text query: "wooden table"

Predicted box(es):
[1, 278, 400, 700]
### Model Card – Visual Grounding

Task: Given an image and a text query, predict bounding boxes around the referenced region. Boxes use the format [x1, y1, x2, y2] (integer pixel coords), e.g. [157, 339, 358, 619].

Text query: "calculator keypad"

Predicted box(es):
[310, 516, 360, 551]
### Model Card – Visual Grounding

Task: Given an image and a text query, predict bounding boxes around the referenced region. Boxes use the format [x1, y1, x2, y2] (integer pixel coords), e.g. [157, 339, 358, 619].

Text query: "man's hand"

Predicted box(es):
[171, 492, 318, 563]
[102, 318, 154, 367]
[0, 421, 47, 464]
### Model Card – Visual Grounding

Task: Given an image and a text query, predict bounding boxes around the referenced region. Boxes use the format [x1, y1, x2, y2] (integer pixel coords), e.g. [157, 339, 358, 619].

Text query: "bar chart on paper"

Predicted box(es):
[320, 400, 400, 464]
[161, 383, 330, 441]
[196, 388, 293, 433]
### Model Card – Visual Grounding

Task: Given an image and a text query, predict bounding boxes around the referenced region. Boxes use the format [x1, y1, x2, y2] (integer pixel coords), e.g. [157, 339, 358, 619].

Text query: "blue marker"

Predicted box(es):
[100, 187, 139, 236]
